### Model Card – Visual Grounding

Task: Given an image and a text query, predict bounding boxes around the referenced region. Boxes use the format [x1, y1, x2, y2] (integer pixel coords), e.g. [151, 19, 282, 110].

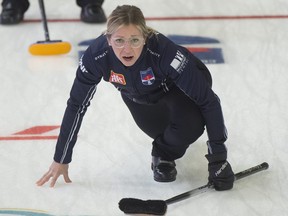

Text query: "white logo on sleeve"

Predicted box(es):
[170, 50, 188, 73]
[79, 55, 88, 73]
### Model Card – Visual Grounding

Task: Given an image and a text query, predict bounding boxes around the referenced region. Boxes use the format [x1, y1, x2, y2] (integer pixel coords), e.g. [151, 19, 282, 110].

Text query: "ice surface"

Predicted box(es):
[0, 0, 288, 215]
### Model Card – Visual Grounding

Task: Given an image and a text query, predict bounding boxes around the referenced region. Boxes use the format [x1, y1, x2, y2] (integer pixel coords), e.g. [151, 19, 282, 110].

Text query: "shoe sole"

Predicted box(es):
[154, 176, 176, 182]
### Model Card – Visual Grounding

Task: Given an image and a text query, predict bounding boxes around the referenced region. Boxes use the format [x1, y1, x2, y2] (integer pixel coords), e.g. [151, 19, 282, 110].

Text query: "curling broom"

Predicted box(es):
[29, 0, 71, 55]
[119, 162, 269, 215]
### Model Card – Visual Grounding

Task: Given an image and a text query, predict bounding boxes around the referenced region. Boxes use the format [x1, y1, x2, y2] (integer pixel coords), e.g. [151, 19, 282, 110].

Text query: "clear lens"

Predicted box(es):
[112, 37, 144, 48]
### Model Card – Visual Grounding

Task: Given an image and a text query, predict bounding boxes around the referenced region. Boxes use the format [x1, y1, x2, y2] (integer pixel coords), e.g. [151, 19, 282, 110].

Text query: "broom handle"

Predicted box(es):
[165, 162, 269, 205]
[38, 0, 50, 41]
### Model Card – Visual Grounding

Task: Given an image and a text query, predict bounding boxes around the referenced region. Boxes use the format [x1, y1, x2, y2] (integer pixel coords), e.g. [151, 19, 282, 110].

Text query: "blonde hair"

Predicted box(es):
[105, 5, 156, 39]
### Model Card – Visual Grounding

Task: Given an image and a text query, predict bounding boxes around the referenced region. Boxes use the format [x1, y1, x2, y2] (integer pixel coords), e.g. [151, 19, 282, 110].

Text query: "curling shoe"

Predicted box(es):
[0, 2, 24, 25]
[80, 4, 106, 23]
[152, 156, 177, 182]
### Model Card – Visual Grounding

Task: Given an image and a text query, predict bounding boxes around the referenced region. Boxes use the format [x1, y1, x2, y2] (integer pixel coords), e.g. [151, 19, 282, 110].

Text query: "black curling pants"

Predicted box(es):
[121, 86, 205, 161]
[1, 0, 104, 12]
[76, 0, 104, 7]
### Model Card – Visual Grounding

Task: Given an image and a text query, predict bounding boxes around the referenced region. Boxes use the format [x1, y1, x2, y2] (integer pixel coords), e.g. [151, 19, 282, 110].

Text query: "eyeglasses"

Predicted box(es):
[111, 37, 145, 48]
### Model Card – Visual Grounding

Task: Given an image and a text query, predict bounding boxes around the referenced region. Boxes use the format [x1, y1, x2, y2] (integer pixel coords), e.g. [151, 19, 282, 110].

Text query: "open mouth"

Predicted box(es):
[122, 56, 134, 61]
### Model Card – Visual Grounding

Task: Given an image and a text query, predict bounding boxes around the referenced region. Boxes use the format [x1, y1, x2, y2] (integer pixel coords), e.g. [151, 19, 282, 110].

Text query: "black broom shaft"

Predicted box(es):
[234, 162, 269, 180]
[38, 0, 50, 41]
[165, 162, 269, 205]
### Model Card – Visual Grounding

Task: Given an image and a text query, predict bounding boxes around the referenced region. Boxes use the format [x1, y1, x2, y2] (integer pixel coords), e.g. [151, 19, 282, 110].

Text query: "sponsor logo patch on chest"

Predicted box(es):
[140, 67, 155, 85]
[109, 71, 126, 85]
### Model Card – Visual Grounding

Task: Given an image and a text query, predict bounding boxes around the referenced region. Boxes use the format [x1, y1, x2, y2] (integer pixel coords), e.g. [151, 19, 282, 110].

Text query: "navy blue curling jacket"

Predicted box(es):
[54, 33, 227, 164]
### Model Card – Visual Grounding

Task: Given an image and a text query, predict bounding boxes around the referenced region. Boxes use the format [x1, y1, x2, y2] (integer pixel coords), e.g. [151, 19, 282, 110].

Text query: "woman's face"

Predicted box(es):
[108, 24, 145, 67]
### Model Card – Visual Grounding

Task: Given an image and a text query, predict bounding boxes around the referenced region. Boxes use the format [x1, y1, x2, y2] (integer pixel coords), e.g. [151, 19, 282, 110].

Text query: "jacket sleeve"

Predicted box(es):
[159, 36, 227, 153]
[54, 48, 102, 164]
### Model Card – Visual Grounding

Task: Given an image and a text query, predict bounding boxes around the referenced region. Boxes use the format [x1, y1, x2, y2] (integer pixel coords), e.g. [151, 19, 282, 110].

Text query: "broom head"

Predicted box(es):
[29, 40, 71, 55]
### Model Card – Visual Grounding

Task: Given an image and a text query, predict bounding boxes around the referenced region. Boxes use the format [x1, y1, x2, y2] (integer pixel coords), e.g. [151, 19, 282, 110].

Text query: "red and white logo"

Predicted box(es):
[109, 71, 126, 85]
